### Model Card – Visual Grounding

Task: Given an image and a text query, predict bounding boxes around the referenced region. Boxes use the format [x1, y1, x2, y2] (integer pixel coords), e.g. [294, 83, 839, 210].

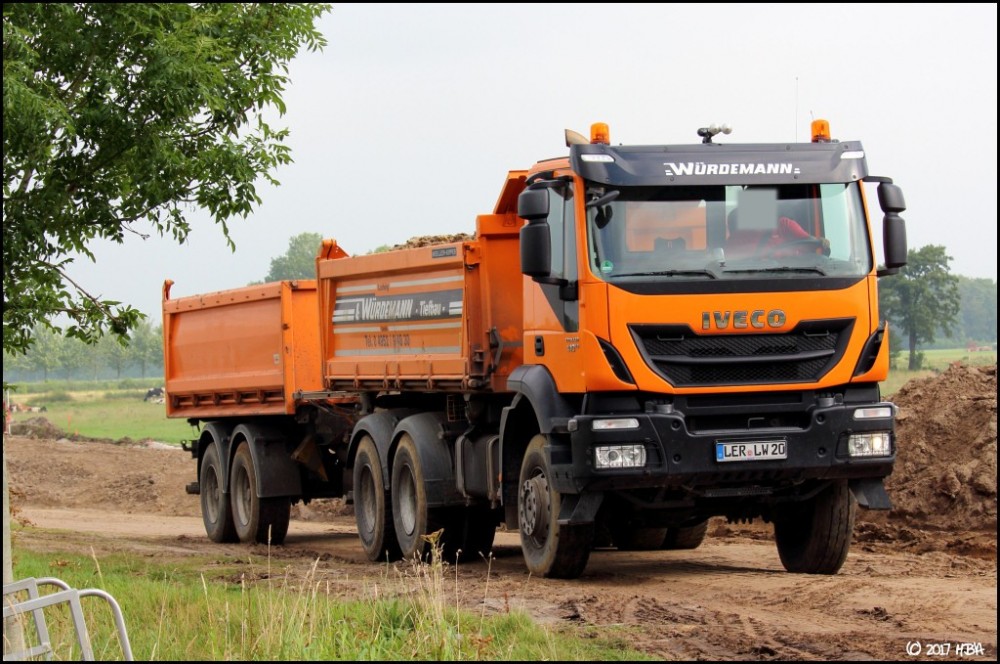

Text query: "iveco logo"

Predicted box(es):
[702, 310, 786, 330]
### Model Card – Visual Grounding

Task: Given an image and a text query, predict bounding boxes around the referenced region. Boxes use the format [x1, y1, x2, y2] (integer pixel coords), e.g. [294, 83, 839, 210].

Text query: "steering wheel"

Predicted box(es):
[760, 237, 830, 257]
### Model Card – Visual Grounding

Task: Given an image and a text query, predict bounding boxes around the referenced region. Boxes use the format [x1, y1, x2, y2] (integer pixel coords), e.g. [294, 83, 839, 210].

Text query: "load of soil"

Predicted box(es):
[387, 233, 474, 250]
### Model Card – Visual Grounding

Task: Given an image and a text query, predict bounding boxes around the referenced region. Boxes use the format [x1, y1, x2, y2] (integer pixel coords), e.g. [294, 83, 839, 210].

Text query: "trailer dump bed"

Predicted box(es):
[162, 280, 322, 418]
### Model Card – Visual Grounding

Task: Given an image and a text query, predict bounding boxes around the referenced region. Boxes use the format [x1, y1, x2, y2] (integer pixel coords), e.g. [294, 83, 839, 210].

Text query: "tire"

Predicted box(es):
[230, 442, 291, 545]
[613, 526, 670, 551]
[353, 435, 401, 562]
[518, 434, 593, 579]
[200, 443, 237, 543]
[391, 434, 451, 562]
[449, 506, 498, 563]
[774, 480, 856, 574]
[663, 520, 709, 550]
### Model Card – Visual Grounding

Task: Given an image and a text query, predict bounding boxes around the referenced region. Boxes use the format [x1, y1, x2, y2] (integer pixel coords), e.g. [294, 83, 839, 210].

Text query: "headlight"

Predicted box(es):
[594, 444, 647, 469]
[848, 432, 892, 457]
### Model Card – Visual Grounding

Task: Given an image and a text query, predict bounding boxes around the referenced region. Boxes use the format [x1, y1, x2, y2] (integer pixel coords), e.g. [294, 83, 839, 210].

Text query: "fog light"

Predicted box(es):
[848, 432, 892, 457]
[595, 444, 647, 469]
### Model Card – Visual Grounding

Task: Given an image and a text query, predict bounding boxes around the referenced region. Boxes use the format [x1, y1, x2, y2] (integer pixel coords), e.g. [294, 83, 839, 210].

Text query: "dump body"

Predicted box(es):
[162, 279, 323, 419]
[317, 212, 524, 393]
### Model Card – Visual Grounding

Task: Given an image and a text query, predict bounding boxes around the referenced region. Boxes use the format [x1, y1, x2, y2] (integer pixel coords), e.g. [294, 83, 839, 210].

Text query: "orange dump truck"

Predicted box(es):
[163, 120, 908, 578]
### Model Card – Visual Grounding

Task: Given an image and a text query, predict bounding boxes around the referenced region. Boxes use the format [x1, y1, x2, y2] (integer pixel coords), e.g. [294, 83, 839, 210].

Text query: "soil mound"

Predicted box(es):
[880, 363, 997, 532]
[387, 233, 473, 250]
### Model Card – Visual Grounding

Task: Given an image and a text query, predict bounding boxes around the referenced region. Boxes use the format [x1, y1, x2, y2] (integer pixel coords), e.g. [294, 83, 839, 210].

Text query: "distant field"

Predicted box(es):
[7, 389, 199, 443]
[5, 347, 996, 440]
[883, 348, 996, 397]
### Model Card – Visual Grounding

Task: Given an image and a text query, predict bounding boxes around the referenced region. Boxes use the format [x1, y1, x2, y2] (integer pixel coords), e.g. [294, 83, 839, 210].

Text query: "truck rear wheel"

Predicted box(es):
[774, 480, 856, 574]
[391, 434, 453, 561]
[662, 519, 709, 550]
[613, 526, 670, 551]
[518, 435, 592, 578]
[449, 506, 498, 562]
[200, 442, 237, 543]
[353, 435, 401, 562]
[230, 442, 290, 545]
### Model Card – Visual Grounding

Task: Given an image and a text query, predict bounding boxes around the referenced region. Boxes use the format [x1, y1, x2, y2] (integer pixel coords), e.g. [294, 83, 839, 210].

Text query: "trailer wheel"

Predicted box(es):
[518, 435, 593, 578]
[391, 434, 451, 561]
[774, 480, 856, 574]
[662, 519, 709, 550]
[230, 442, 290, 545]
[200, 443, 237, 543]
[353, 435, 401, 561]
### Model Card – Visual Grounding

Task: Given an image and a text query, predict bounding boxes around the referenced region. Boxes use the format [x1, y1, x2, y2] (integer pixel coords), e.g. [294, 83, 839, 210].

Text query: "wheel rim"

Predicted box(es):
[357, 464, 376, 537]
[519, 470, 550, 547]
[234, 464, 251, 525]
[397, 463, 417, 537]
[204, 462, 221, 522]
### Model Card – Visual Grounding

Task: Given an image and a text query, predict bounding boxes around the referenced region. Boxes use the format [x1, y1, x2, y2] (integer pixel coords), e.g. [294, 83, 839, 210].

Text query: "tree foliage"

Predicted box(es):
[956, 276, 997, 345]
[263, 232, 323, 282]
[878, 245, 961, 370]
[3, 3, 330, 355]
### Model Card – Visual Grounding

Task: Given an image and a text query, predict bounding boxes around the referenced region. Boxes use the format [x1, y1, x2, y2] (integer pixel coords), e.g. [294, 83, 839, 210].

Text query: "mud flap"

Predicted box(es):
[849, 478, 891, 510]
[557, 491, 604, 526]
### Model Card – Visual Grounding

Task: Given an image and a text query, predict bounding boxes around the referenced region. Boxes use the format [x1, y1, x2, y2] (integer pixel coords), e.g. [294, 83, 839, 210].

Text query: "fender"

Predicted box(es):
[196, 421, 234, 494]
[231, 422, 302, 498]
[349, 409, 419, 490]
[504, 364, 578, 434]
[392, 412, 465, 508]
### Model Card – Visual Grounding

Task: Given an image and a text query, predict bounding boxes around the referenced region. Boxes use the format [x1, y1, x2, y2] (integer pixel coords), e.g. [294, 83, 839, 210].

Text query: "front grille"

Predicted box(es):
[630, 319, 854, 387]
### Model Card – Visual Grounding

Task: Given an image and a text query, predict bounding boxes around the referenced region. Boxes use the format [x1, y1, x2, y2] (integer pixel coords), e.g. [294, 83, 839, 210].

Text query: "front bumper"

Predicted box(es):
[545, 400, 896, 496]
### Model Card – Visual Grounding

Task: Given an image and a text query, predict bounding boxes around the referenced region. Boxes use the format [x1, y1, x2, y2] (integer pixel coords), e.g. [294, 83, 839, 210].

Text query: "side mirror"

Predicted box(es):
[878, 183, 907, 272]
[520, 221, 551, 277]
[518, 187, 550, 221]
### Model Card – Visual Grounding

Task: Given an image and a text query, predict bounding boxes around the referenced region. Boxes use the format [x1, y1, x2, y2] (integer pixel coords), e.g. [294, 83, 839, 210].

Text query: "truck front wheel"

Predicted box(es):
[200, 443, 237, 543]
[518, 435, 593, 579]
[230, 442, 290, 545]
[353, 435, 401, 561]
[774, 480, 856, 574]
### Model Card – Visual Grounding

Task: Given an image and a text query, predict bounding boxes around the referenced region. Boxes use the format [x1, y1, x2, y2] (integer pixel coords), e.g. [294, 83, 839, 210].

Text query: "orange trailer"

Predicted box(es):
[164, 120, 909, 578]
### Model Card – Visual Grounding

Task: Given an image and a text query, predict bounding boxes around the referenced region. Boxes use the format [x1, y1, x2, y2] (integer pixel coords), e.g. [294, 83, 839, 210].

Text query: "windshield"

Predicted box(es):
[586, 183, 872, 281]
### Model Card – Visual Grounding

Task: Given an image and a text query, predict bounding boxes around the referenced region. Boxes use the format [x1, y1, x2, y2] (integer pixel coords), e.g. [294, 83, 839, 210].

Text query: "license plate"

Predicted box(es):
[716, 440, 787, 463]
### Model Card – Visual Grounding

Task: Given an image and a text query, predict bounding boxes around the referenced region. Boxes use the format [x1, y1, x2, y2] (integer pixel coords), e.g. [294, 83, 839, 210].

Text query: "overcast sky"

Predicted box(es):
[67, 3, 998, 323]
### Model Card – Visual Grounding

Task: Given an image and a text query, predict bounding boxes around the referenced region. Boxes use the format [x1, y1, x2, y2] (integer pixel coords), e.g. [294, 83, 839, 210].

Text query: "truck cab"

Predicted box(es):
[505, 121, 907, 576]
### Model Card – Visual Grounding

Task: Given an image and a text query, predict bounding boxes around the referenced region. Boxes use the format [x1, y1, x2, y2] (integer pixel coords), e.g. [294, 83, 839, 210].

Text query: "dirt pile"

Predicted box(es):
[387, 233, 474, 250]
[880, 363, 997, 532]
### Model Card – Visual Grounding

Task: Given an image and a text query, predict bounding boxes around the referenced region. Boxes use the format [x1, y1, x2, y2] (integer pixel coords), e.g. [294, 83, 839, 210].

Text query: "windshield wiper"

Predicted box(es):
[722, 266, 828, 276]
[614, 269, 718, 279]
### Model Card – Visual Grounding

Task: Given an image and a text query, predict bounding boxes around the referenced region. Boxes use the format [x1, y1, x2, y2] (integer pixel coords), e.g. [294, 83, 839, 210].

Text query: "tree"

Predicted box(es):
[956, 276, 997, 345]
[878, 245, 961, 370]
[262, 232, 324, 282]
[3, 3, 330, 355]
[131, 319, 164, 379]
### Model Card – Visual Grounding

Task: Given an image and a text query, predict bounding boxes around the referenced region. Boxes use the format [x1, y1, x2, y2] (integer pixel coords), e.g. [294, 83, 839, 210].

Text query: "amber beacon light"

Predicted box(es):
[590, 122, 610, 145]
[811, 119, 832, 143]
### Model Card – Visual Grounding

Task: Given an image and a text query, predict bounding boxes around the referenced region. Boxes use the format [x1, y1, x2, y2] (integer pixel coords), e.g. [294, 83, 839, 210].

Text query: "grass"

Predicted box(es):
[7, 388, 197, 444]
[8, 536, 654, 661]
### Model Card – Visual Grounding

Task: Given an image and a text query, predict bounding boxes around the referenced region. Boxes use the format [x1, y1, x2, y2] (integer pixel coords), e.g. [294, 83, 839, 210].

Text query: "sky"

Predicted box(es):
[67, 3, 998, 324]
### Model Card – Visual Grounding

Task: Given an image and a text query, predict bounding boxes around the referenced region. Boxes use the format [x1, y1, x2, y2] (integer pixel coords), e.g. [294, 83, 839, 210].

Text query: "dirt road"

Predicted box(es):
[5, 428, 996, 661]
